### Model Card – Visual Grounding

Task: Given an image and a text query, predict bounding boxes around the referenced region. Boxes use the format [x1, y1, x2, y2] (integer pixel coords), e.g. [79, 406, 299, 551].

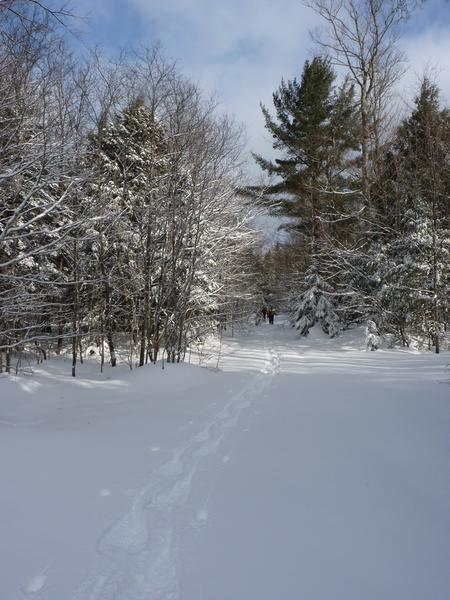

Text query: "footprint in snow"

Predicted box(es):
[222, 455, 230, 464]
[23, 572, 47, 595]
[195, 509, 209, 522]
[194, 430, 210, 442]
[149, 446, 160, 452]
[100, 489, 111, 497]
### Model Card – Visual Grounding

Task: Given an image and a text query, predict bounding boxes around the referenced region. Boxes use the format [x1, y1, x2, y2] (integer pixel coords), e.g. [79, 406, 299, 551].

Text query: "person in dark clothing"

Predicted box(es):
[268, 307, 275, 324]
[262, 307, 267, 321]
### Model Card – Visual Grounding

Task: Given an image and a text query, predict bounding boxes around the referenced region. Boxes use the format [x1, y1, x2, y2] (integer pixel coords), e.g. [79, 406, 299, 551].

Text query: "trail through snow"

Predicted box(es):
[1, 318, 449, 600]
[73, 336, 279, 600]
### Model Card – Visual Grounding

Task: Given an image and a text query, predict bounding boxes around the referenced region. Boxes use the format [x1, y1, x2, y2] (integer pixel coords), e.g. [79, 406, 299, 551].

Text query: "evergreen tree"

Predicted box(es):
[88, 98, 170, 366]
[376, 80, 449, 350]
[254, 57, 358, 236]
[253, 57, 359, 336]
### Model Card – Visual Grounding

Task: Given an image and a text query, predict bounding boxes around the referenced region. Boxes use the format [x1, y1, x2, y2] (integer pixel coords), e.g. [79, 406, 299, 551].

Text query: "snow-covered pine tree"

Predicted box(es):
[252, 57, 359, 336]
[87, 83, 258, 368]
[292, 272, 341, 337]
[375, 79, 449, 351]
[87, 97, 170, 366]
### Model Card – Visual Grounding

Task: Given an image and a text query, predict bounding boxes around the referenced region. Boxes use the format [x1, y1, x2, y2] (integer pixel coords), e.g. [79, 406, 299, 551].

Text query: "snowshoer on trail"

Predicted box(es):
[262, 307, 267, 321]
[268, 307, 276, 324]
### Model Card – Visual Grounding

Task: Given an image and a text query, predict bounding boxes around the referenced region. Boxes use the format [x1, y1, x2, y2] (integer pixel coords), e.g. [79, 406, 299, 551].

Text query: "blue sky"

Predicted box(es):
[65, 0, 450, 176]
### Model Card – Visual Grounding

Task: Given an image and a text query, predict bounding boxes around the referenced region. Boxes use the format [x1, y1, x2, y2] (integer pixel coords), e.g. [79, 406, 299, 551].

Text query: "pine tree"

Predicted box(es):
[376, 80, 449, 350]
[253, 57, 359, 336]
[254, 57, 358, 235]
[87, 98, 169, 367]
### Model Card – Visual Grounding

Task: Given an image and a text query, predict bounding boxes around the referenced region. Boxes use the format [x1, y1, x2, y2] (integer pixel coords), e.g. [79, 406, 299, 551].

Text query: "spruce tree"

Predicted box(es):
[88, 98, 169, 366]
[377, 80, 449, 350]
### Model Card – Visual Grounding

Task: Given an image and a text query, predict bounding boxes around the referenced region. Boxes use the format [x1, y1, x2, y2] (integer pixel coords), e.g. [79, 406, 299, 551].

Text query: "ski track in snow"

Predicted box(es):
[0, 417, 48, 428]
[73, 336, 280, 600]
[23, 561, 53, 597]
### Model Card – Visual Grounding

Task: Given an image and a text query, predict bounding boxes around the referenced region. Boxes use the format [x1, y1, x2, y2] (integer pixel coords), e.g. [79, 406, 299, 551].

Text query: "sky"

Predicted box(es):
[64, 0, 450, 180]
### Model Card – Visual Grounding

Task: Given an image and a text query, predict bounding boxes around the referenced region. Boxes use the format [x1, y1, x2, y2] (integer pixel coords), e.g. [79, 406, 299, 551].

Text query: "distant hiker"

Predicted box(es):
[268, 307, 276, 324]
[262, 307, 267, 321]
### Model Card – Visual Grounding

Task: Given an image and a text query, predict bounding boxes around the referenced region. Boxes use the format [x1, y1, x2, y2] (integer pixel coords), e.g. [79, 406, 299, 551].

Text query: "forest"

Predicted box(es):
[0, 0, 449, 376]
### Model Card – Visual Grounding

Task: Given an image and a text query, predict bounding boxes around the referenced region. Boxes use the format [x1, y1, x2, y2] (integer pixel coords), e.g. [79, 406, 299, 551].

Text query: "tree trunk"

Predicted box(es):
[72, 239, 79, 377]
[360, 84, 371, 203]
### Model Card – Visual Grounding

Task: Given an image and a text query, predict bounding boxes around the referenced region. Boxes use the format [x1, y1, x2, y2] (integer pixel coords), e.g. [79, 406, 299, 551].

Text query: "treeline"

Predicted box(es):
[253, 0, 449, 352]
[0, 1, 259, 374]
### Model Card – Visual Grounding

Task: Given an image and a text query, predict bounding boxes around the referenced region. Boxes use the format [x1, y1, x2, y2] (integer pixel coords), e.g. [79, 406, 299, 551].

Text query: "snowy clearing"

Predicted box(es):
[1, 318, 449, 600]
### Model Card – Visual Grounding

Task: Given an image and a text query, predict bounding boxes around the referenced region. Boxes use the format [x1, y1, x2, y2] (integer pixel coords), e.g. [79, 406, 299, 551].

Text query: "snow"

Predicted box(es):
[1, 318, 449, 600]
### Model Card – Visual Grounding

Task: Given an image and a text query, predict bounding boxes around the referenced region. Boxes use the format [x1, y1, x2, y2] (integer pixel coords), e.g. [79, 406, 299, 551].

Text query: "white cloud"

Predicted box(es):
[125, 0, 449, 174]
[126, 0, 321, 170]
[74, 0, 450, 176]
[401, 26, 450, 105]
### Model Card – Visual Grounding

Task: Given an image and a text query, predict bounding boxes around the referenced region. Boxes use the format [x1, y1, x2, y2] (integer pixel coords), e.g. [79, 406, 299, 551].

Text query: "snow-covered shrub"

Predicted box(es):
[292, 273, 342, 337]
[365, 320, 381, 351]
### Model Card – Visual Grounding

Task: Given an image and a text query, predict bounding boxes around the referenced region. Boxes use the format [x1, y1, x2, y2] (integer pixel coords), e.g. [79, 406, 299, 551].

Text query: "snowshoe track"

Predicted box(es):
[73, 341, 279, 600]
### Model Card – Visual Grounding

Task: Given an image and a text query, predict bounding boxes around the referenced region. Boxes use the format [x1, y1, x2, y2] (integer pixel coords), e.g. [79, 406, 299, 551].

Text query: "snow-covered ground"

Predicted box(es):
[1, 318, 449, 600]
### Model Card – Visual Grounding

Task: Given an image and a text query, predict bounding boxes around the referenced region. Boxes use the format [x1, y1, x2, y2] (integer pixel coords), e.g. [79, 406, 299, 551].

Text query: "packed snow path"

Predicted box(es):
[1, 319, 449, 600]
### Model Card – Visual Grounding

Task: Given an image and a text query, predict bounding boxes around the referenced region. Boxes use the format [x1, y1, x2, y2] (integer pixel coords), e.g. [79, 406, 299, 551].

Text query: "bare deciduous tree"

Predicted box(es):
[304, 0, 417, 200]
